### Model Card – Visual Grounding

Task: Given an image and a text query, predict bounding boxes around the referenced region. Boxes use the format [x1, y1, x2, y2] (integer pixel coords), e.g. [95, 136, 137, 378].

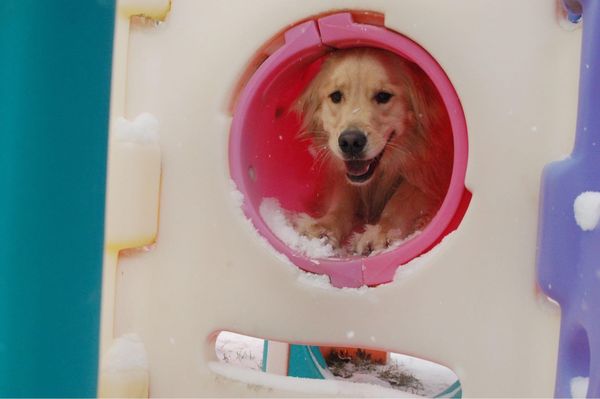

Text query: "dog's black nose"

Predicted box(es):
[338, 130, 367, 157]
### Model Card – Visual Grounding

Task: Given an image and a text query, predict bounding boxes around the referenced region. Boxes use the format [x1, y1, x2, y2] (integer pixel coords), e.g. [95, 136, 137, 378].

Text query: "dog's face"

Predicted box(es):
[298, 49, 418, 185]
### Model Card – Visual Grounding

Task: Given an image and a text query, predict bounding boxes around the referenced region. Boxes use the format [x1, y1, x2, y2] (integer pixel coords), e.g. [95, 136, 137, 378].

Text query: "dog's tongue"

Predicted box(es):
[345, 160, 371, 176]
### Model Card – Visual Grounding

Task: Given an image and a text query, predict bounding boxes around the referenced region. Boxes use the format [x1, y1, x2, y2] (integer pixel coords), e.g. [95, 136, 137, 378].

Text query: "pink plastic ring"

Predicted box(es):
[229, 13, 468, 288]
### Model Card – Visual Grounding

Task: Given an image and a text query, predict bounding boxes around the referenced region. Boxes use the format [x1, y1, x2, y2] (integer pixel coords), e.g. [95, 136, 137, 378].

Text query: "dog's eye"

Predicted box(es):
[374, 91, 393, 104]
[329, 90, 343, 104]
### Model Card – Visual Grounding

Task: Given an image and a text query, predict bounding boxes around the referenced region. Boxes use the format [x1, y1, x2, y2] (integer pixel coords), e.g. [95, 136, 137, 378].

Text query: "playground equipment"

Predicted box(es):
[0, 0, 598, 397]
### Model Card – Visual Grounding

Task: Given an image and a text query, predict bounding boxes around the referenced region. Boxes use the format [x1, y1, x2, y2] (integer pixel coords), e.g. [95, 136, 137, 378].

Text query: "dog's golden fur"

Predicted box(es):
[294, 48, 452, 255]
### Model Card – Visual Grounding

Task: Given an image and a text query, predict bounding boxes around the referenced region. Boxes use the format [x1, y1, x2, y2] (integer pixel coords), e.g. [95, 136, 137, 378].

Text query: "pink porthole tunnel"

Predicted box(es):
[229, 12, 470, 288]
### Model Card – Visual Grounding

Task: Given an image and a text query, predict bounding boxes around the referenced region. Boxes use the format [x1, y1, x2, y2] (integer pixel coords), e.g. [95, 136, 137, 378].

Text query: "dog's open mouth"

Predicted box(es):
[344, 130, 395, 184]
[345, 156, 381, 183]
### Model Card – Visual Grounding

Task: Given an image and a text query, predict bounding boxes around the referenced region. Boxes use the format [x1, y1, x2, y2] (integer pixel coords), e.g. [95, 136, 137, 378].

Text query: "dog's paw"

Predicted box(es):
[293, 214, 341, 248]
[351, 224, 402, 256]
[413, 211, 433, 232]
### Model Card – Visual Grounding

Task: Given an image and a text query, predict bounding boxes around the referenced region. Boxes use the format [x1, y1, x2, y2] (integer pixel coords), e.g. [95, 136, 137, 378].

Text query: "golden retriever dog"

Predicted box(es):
[293, 48, 452, 255]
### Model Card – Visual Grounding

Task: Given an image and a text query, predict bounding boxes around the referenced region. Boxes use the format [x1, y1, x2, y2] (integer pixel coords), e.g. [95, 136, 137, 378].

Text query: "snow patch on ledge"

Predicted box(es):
[101, 334, 148, 373]
[295, 271, 333, 289]
[295, 271, 372, 293]
[114, 113, 159, 144]
[209, 361, 420, 397]
[571, 376, 589, 398]
[574, 191, 600, 231]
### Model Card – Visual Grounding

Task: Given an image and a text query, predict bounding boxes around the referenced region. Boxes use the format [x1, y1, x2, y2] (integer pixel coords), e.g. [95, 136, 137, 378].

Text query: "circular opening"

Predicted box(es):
[229, 12, 469, 288]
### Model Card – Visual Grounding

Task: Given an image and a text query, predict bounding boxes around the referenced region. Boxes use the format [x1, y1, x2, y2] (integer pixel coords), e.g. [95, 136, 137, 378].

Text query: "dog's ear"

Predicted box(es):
[293, 55, 336, 141]
[294, 74, 323, 136]
[399, 61, 442, 139]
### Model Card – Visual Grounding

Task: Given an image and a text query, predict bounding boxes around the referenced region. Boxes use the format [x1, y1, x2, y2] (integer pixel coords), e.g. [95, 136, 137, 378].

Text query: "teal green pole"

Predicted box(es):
[0, 1, 115, 396]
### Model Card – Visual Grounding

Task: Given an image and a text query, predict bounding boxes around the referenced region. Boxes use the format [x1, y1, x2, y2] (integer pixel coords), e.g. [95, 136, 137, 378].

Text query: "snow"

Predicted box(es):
[574, 191, 600, 231]
[101, 334, 148, 373]
[331, 361, 422, 394]
[227, 186, 435, 292]
[325, 352, 457, 396]
[571, 376, 589, 398]
[299, 273, 373, 293]
[213, 331, 457, 398]
[215, 331, 263, 371]
[259, 198, 336, 258]
[296, 270, 373, 293]
[259, 197, 419, 259]
[296, 271, 334, 289]
[346, 371, 397, 388]
[209, 362, 419, 397]
[229, 184, 244, 209]
[114, 113, 159, 144]
[390, 353, 457, 398]
[228, 182, 344, 292]
[294, 232, 459, 292]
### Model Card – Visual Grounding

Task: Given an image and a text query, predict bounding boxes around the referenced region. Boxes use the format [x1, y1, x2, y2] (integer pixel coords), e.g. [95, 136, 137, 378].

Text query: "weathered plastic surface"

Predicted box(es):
[537, 0, 600, 397]
[114, 1, 576, 395]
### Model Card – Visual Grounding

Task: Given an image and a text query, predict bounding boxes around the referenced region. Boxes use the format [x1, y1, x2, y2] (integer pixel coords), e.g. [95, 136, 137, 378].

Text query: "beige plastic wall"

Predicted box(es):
[102, 0, 582, 396]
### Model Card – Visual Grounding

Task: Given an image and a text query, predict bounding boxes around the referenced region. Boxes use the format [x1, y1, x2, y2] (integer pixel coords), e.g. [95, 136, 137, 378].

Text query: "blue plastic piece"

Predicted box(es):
[568, 9, 583, 23]
[435, 380, 463, 398]
[537, 0, 600, 397]
[287, 345, 328, 379]
[261, 340, 269, 372]
[564, 0, 584, 23]
[0, 0, 115, 396]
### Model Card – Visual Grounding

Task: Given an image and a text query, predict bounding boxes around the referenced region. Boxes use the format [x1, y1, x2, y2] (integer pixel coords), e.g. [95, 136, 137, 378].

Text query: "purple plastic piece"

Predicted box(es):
[537, 0, 600, 397]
